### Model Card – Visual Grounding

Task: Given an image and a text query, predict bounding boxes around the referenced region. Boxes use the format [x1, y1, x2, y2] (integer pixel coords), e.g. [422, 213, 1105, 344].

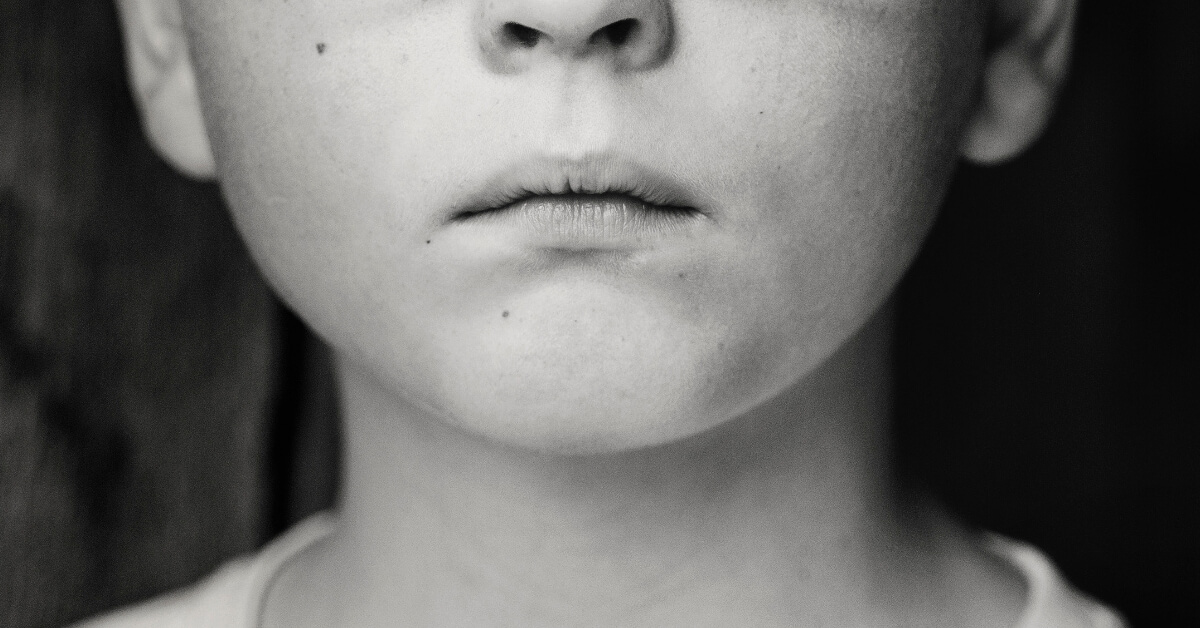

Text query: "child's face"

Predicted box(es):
[178, 0, 986, 452]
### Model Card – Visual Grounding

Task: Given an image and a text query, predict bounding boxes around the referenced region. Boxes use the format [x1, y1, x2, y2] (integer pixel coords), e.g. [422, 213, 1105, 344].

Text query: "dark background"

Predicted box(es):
[896, 1, 1199, 623]
[1, 0, 1196, 626]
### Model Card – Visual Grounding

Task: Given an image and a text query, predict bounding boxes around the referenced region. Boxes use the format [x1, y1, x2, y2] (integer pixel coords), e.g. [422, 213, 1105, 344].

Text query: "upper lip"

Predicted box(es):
[449, 153, 707, 221]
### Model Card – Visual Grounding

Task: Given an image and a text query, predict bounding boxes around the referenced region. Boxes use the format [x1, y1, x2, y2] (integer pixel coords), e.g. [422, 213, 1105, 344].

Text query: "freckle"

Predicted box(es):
[316, 42, 326, 54]
[677, 272, 686, 279]
[759, 111, 764, 115]
[502, 310, 510, 318]
[426, 240, 431, 244]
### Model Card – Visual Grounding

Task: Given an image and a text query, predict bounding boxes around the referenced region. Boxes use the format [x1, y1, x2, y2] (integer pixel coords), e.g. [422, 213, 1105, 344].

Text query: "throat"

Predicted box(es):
[266, 307, 958, 627]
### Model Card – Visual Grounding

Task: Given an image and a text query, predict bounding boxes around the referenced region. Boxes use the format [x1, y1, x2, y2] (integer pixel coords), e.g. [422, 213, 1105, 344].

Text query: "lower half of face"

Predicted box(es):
[183, 0, 985, 453]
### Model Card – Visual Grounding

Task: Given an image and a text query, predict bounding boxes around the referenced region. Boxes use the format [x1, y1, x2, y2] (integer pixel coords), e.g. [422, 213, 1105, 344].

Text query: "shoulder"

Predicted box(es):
[69, 556, 260, 628]
[988, 535, 1128, 628]
[70, 514, 336, 628]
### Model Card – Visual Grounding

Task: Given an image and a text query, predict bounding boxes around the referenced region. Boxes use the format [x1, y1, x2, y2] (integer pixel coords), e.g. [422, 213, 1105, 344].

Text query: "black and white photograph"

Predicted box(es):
[1, 0, 1196, 626]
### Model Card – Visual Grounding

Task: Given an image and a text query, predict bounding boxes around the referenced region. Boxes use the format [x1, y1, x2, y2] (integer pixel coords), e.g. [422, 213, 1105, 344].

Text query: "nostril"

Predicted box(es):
[591, 19, 639, 47]
[502, 22, 542, 48]
[477, 3, 672, 74]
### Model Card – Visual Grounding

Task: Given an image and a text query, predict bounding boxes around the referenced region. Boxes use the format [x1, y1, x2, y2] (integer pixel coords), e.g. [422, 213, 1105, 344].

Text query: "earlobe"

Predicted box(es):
[115, 0, 216, 179]
[961, 0, 1078, 165]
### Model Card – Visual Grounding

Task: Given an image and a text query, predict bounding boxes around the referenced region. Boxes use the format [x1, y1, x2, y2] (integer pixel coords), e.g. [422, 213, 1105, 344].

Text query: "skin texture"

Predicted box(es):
[111, 0, 1078, 624]
[176, 0, 985, 453]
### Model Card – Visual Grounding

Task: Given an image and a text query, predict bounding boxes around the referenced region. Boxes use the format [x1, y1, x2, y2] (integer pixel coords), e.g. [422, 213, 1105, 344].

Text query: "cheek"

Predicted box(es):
[689, 2, 979, 219]
[184, 1, 455, 326]
[665, 2, 981, 342]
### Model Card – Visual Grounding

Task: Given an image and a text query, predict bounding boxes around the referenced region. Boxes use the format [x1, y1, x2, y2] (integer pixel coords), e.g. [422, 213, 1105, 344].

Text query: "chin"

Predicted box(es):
[414, 300, 783, 456]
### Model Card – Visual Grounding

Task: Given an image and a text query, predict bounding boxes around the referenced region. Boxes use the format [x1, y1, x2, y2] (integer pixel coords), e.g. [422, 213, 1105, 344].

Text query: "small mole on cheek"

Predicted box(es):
[502, 310, 510, 318]
[426, 240, 431, 244]
[316, 42, 326, 54]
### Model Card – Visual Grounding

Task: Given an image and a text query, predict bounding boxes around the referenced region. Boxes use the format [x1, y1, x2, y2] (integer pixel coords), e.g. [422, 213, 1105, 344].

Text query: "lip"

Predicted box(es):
[446, 153, 711, 247]
[456, 193, 702, 244]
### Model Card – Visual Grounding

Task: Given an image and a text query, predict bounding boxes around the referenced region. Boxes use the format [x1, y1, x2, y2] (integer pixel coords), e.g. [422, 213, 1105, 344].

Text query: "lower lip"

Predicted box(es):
[454, 194, 703, 247]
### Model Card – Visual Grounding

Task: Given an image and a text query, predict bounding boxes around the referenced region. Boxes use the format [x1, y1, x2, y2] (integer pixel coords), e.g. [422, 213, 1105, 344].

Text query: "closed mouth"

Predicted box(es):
[452, 190, 698, 221]
[452, 193, 703, 245]
[447, 153, 709, 223]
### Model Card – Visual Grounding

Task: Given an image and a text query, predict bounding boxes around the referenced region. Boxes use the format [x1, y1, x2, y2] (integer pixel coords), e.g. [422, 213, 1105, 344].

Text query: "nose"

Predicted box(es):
[475, 0, 675, 73]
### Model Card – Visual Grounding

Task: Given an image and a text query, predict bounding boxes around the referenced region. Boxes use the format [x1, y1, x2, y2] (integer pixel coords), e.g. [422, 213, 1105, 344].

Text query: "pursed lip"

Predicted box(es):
[447, 153, 711, 221]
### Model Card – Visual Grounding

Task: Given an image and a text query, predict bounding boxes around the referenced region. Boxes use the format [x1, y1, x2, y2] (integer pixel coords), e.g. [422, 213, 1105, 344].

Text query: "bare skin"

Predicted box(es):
[111, 0, 1077, 624]
[260, 306, 1026, 628]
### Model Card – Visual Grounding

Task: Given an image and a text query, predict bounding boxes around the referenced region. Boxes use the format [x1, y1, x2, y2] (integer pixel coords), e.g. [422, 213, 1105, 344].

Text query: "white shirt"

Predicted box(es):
[72, 513, 1127, 628]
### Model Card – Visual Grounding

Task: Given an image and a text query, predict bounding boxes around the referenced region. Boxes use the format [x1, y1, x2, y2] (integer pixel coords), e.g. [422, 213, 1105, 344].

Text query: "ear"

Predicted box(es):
[114, 0, 215, 179]
[960, 0, 1078, 165]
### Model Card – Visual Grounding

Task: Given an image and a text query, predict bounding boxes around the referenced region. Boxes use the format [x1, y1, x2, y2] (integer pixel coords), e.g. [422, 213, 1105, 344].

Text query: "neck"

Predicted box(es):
[269, 305, 1007, 627]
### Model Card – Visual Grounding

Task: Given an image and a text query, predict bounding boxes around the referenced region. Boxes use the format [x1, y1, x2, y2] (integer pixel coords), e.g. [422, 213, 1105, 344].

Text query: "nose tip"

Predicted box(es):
[476, 0, 674, 73]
